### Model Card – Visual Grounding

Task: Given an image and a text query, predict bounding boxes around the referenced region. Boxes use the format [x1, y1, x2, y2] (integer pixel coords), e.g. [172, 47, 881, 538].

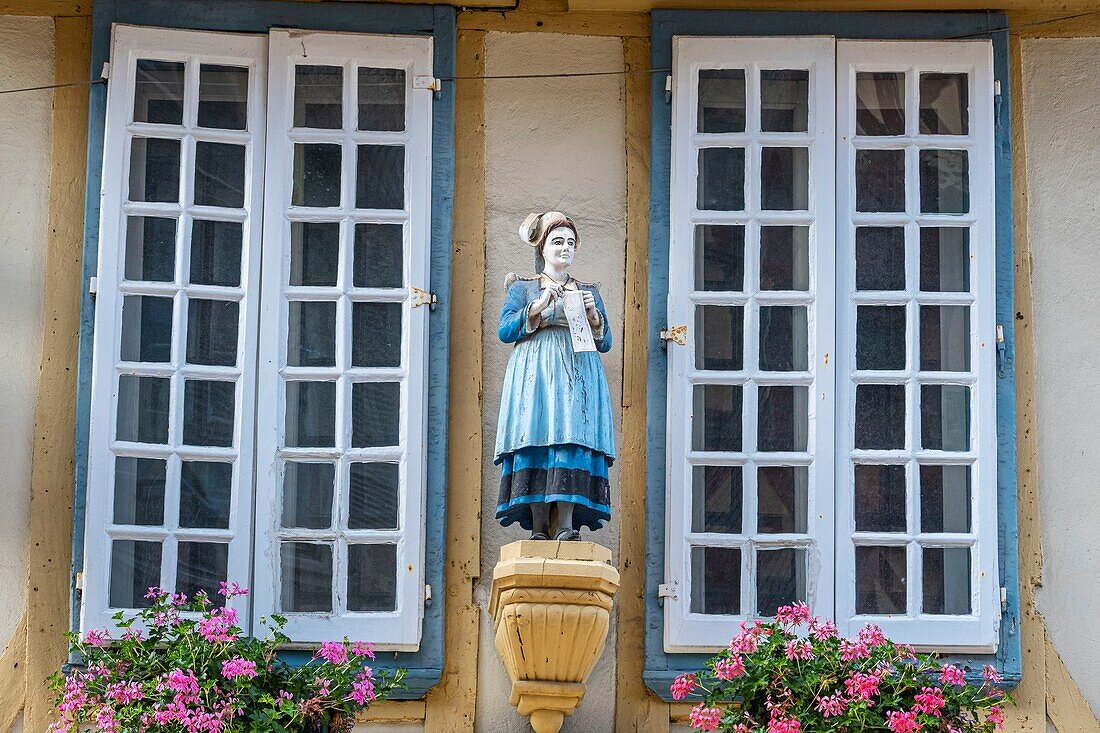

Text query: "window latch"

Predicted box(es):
[88, 276, 98, 300]
[425, 583, 433, 606]
[658, 582, 678, 602]
[411, 285, 437, 310]
[665, 74, 672, 103]
[660, 325, 687, 346]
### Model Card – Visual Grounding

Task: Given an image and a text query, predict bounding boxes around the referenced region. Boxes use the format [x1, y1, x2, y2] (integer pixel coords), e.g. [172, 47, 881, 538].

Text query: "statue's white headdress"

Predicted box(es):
[518, 211, 579, 249]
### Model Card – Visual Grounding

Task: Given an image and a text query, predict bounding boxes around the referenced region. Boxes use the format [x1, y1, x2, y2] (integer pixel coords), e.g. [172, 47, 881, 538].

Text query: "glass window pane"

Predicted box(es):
[129, 138, 180, 203]
[183, 380, 235, 447]
[352, 302, 402, 368]
[920, 227, 970, 292]
[290, 222, 339, 287]
[194, 142, 245, 209]
[760, 69, 808, 132]
[698, 69, 745, 133]
[176, 542, 228, 604]
[690, 546, 740, 614]
[695, 225, 744, 292]
[856, 305, 906, 371]
[692, 384, 742, 452]
[757, 548, 806, 617]
[856, 545, 906, 614]
[354, 223, 404, 288]
[695, 305, 743, 371]
[281, 542, 332, 612]
[919, 149, 969, 214]
[358, 67, 405, 131]
[760, 147, 809, 211]
[855, 72, 904, 136]
[855, 384, 905, 450]
[923, 547, 971, 614]
[856, 149, 905, 212]
[110, 539, 161, 608]
[287, 301, 336, 368]
[294, 65, 342, 129]
[854, 464, 906, 532]
[348, 544, 397, 611]
[190, 220, 242, 287]
[125, 216, 176, 282]
[919, 73, 968, 136]
[352, 382, 401, 448]
[920, 305, 970, 372]
[757, 466, 807, 533]
[758, 385, 808, 452]
[759, 306, 808, 372]
[113, 457, 166, 526]
[292, 143, 341, 207]
[920, 465, 972, 533]
[282, 462, 335, 530]
[920, 385, 970, 451]
[285, 381, 336, 448]
[179, 461, 232, 529]
[186, 299, 239, 366]
[691, 466, 742, 534]
[116, 375, 170, 444]
[855, 227, 906, 291]
[356, 145, 405, 210]
[349, 463, 400, 529]
[759, 226, 809, 291]
[697, 148, 745, 211]
[121, 295, 173, 363]
[134, 60, 184, 125]
[198, 64, 248, 130]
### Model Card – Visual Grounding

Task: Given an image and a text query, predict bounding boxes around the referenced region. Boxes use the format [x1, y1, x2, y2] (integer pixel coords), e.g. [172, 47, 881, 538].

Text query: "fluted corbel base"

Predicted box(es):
[489, 540, 620, 733]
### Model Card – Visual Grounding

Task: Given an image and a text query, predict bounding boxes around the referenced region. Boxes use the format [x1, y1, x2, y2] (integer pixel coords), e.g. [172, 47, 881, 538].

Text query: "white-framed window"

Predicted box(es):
[82, 24, 434, 649]
[665, 36, 997, 653]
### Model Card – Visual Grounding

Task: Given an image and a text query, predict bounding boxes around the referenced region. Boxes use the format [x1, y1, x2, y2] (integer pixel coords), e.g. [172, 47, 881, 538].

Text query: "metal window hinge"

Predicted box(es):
[100, 62, 111, 80]
[994, 79, 1001, 96]
[1000, 586, 1008, 611]
[425, 583, 433, 606]
[659, 324, 687, 346]
[658, 582, 678, 602]
[75, 571, 84, 591]
[89, 276, 98, 299]
[414, 75, 442, 92]
[665, 74, 672, 103]
[411, 286, 437, 310]
[996, 324, 1007, 377]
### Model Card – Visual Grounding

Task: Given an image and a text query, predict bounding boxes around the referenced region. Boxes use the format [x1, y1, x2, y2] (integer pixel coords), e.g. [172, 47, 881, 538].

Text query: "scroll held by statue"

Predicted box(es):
[563, 290, 597, 352]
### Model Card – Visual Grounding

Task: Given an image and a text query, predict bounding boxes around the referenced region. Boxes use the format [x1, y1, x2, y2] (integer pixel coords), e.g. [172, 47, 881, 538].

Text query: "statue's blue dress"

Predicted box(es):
[495, 276, 615, 531]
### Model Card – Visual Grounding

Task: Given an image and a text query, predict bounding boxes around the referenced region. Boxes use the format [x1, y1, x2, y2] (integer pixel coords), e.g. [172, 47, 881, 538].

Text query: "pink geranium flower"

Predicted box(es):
[689, 705, 722, 731]
[671, 673, 696, 700]
[886, 709, 922, 733]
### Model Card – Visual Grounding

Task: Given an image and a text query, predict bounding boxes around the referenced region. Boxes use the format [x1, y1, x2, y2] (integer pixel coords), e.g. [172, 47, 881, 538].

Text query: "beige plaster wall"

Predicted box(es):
[475, 31, 627, 733]
[0, 15, 54, 654]
[1021, 36, 1100, 719]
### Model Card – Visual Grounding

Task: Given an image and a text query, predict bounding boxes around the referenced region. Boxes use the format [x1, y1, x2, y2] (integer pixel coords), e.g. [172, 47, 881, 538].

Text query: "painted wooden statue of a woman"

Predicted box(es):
[494, 212, 615, 541]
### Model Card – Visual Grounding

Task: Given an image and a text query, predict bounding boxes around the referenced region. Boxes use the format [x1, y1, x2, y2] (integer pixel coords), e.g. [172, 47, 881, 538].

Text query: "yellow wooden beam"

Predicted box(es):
[614, 34, 672, 733]
[358, 700, 428, 723]
[423, 27, 486, 733]
[22, 14, 90, 732]
[0, 0, 88, 16]
[1046, 636, 1100, 732]
[567, 0, 1100, 15]
[458, 8, 649, 37]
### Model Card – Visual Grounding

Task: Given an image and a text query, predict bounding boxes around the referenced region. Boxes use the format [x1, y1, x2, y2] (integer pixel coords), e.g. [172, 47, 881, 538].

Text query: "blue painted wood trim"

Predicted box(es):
[69, 0, 455, 700]
[645, 10, 1020, 700]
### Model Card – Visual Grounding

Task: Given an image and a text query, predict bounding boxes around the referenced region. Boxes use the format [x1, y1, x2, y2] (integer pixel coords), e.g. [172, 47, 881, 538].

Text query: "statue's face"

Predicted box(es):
[542, 226, 576, 268]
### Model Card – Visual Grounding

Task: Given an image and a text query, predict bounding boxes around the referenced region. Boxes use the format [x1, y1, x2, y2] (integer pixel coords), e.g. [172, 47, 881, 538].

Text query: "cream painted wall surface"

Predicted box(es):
[0, 15, 54, 655]
[1022, 37, 1100, 719]
[476, 31, 627, 733]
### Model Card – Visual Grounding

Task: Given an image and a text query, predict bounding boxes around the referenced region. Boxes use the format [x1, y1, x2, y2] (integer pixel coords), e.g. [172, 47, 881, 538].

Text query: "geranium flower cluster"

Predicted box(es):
[671, 602, 1012, 733]
[47, 581, 404, 733]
